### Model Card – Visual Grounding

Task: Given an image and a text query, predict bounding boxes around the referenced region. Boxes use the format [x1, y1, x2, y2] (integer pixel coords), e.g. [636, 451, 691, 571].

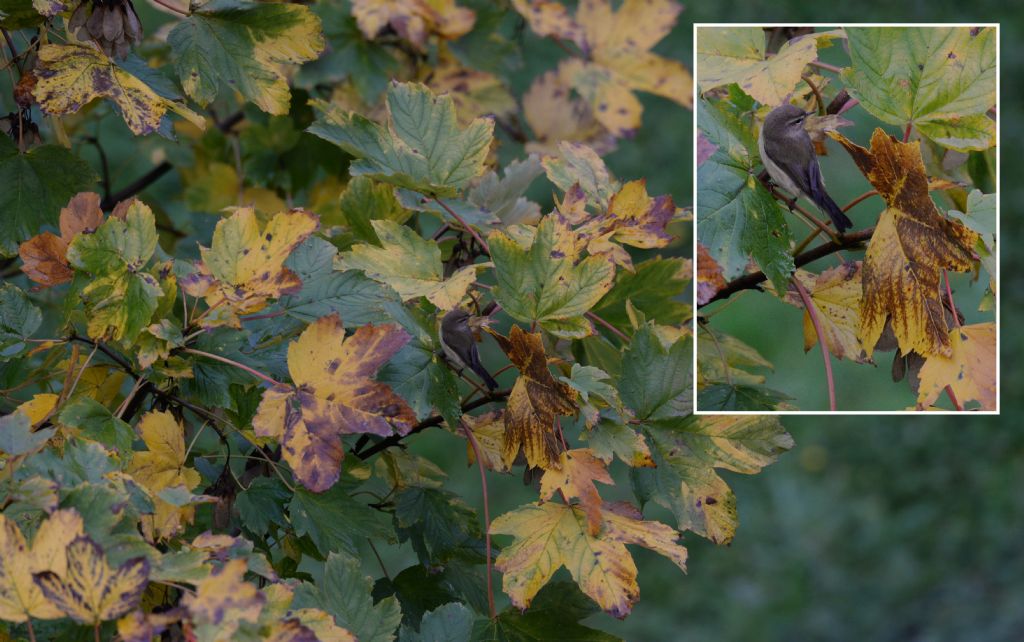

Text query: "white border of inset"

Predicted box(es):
[692, 23, 1000, 416]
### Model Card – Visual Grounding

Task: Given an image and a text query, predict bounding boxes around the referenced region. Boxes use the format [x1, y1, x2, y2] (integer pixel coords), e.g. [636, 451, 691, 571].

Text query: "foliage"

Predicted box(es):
[695, 26, 997, 412]
[1, 2, 790, 640]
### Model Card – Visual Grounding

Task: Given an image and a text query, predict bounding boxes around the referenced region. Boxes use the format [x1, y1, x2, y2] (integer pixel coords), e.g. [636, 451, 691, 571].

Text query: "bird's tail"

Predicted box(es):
[816, 191, 853, 233]
[474, 365, 499, 391]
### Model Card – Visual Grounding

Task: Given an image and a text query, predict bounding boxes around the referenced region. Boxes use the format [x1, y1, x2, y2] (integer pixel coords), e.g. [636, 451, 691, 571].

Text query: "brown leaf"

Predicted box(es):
[486, 325, 577, 470]
[828, 129, 979, 358]
[696, 243, 726, 305]
[58, 192, 104, 241]
[539, 448, 612, 534]
[18, 192, 105, 288]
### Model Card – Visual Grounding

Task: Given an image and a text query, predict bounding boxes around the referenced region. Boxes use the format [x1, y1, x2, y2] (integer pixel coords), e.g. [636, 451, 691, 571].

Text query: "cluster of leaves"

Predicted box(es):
[695, 26, 997, 412]
[1, 1, 792, 640]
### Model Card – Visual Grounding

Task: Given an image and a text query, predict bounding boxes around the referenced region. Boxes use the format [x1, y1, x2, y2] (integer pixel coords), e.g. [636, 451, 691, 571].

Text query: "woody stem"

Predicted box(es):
[792, 276, 836, 411]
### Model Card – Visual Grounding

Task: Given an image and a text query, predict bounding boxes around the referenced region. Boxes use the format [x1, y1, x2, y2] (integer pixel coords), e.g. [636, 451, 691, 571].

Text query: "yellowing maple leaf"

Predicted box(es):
[351, 0, 475, 50]
[32, 536, 149, 625]
[33, 44, 204, 136]
[490, 500, 686, 618]
[485, 325, 577, 469]
[0, 509, 84, 622]
[126, 410, 202, 540]
[181, 208, 319, 328]
[515, 0, 691, 137]
[539, 448, 612, 534]
[461, 411, 510, 473]
[829, 129, 979, 358]
[183, 559, 265, 641]
[522, 70, 615, 157]
[917, 322, 996, 410]
[253, 314, 416, 492]
[779, 263, 869, 363]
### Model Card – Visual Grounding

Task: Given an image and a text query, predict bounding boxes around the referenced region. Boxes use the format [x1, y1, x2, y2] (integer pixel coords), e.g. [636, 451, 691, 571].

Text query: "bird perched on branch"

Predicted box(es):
[759, 103, 853, 233]
[440, 308, 498, 390]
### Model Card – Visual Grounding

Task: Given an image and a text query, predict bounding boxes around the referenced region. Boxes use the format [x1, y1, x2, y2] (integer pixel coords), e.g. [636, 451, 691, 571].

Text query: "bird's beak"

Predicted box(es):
[468, 315, 492, 331]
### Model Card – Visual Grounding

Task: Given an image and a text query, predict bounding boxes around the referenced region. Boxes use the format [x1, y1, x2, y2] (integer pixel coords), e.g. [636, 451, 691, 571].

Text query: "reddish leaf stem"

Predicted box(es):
[586, 311, 630, 342]
[903, 122, 913, 143]
[433, 197, 490, 255]
[945, 385, 963, 411]
[152, 0, 190, 15]
[809, 59, 843, 74]
[792, 277, 836, 411]
[460, 421, 496, 619]
[182, 348, 281, 387]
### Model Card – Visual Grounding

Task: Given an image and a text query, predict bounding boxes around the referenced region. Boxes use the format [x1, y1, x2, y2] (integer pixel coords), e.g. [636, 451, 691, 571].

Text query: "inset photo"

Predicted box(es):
[694, 25, 998, 413]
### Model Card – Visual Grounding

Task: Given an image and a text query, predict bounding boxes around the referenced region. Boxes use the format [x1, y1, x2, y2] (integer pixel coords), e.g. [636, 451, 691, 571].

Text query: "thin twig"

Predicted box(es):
[808, 59, 842, 74]
[766, 183, 841, 244]
[151, 0, 189, 15]
[903, 122, 913, 143]
[791, 189, 878, 256]
[181, 348, 281, 387]
[801, 75, 826, 115]
[461, 420, 496, 619]
[792, 277, 836, 411]
[367, 539, 391, 582]
[586, 311, 629, 342]
[433, 197, 490, 254]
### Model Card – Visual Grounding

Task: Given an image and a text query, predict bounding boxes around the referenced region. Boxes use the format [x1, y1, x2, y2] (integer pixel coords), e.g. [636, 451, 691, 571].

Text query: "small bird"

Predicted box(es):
[759, 103, 853, 233]
[440, 309, 498, 390]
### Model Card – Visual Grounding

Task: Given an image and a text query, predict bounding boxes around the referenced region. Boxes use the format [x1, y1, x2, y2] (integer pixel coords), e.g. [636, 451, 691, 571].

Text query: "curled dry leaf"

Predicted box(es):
[19, 192, 104, 287]
[696, 243, 726, 305]
[828, 129, 979, 358]
[485, 325, 577, 470]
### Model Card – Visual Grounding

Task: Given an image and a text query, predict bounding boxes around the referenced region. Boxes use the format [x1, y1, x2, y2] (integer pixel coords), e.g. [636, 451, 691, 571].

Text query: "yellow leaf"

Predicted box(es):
[486, 325, 577, 470]
[180, 208, 319, 328]
[516, 0, 691, 137]
[252, 314, 416, 492]
[461, 411, 510, 473]
[539, 448, 612, 534]
[523, 70, 614, 157]
[0, 509, 84, 622]
[14, 393, 59, 426]
[351, 0, 475, 49]
[781, 263, 869, 363]
[829, 129, 979, 358]
[33, 536, 149, 625]
[183, 559, 265, 641]
[126, 410, 202, 540]
[917, 323, 996, 411]
[428, 62, 516, 125]
[33, 44, 205, 136]
[490, 501, 686, 618]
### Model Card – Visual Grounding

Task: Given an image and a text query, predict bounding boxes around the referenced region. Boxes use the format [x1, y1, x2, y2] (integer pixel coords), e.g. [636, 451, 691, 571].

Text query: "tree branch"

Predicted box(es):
[700, 227, 874, 308]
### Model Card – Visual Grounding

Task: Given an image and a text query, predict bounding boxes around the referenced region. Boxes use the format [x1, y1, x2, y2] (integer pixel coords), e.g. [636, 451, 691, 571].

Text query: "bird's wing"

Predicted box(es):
[764, 130, 816, 196]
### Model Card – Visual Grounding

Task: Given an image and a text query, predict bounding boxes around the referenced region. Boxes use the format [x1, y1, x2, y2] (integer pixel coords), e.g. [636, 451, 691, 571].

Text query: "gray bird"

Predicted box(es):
[440, 309, 498, 390]
[758, 103, 853, 233]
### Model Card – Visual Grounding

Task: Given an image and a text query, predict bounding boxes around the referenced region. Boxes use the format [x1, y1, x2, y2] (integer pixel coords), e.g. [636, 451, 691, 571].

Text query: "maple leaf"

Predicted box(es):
[489, 216, 615, 338]
[490, 500, 686, 617]
[19, 192, 105, 287]
[168, 0, 324, 115]
[917, 322, 996, 410]
[65, 199, 163, 341]
[32, 44, 205, 135]
[428, 62, 516, 125]
[461, 411, 510, 473]
[779, 263, 870, 363]
[253, 314, 416, 492]
[33, 536, 149, 625]
[0, 283, 42, 359]
[180, 208, 319, 328]
[485, 325, 577, 470]
[337, 220, 480, 310]
[843, 27, 996, 151]
[697, 27, 840, 106]
[309, 82, 494, 198]
[183, 559, 266, 640]
[637, 415, 793, 544]
[696, 243, 726, 305]
[542, 141, 620, 210]
[515, 0, 691, 137]
[583, 418, 654, 469]
[539, 448, 613, 534]
[0, 509, 84, 622]
[351, 0, 475, 50]
[829, 129, 979, 358]
[523, 70, 615, 157]
[126, 410, 202, 540]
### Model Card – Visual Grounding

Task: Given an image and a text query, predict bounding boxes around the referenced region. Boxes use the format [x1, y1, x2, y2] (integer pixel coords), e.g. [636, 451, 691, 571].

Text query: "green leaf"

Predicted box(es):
[0, 412, 54, 456]
[698, 382, 792, 411]
[412, 603, 478, 642]
[277, 236, 398, 326]
[490, 217, 615, 338]
[0, 282, 42, 358]
[843, 26, 996, 151]
[474, 582, 621, 641]
[294, 552, 403, 642]
[394, 487, 485, 565]
[619, 325, 692, 421]
[57, 398, 134, 457]
[0, 137, 97, 256]
[697, 99, 794, 294]
[636, 415, 793, 544]
[235, 477, 291, 537]
[308, 82, 494, 197]
[168, 0, 324, 114]
[375, 565, 458, 630]
[290, 485, 393, 557]
[66, 201, 162, 341]
[541, 142, 619, 210]
[335, 176, 411, 242]
[592, 257, 691, 331]
[338, 220, 480, 309]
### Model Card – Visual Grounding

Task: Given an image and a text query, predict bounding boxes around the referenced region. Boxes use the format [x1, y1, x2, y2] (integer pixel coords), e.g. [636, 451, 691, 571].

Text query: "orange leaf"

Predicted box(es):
[539, 448, 613, 534]
[917, 322, 996, 410]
